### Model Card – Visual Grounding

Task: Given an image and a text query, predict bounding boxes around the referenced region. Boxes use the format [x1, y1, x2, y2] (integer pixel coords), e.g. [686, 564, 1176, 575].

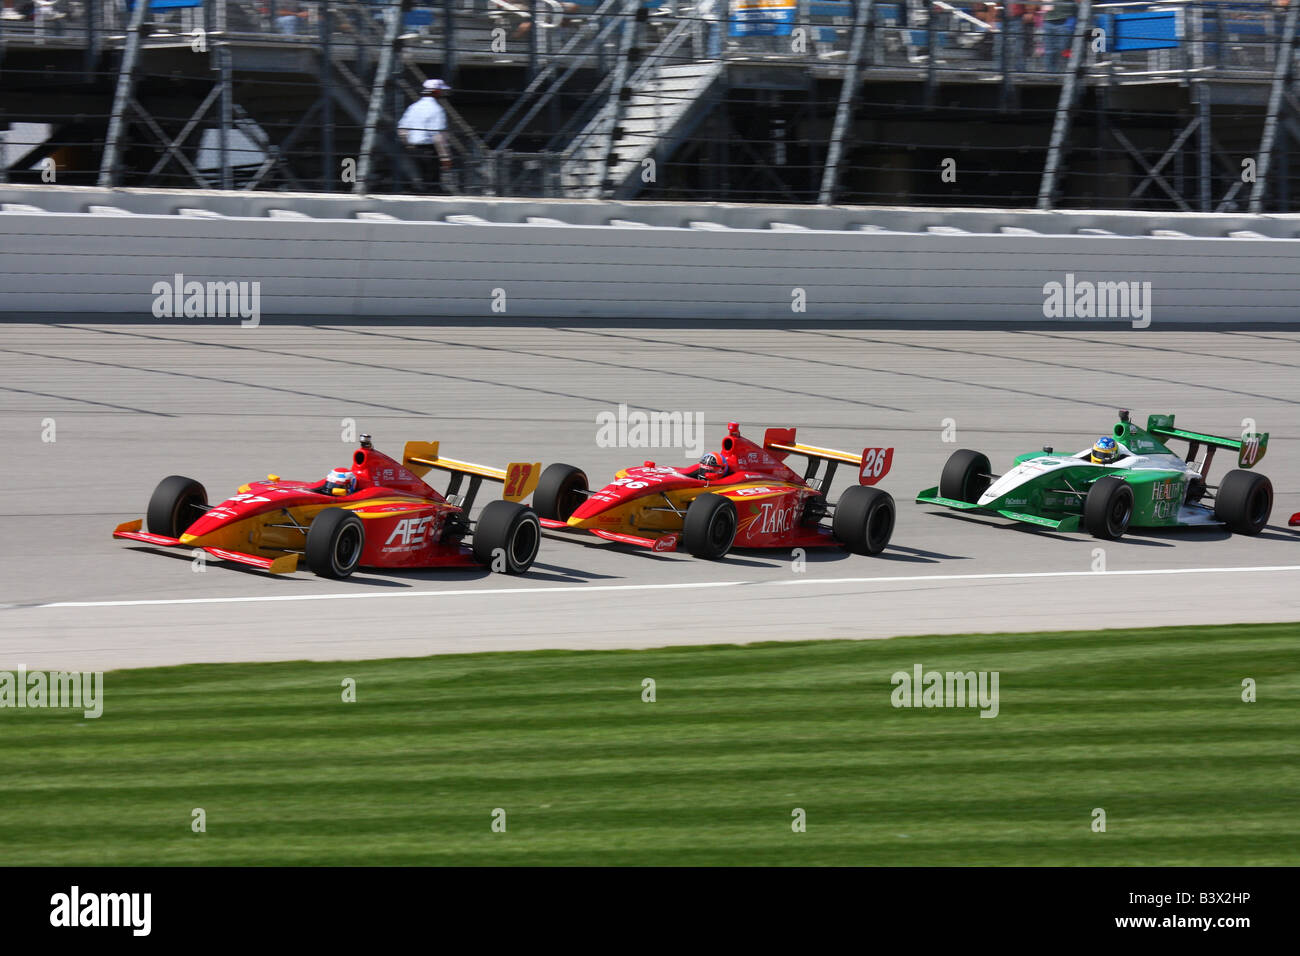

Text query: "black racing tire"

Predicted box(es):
[1084, 476, 1134, 540]
[1214, 469, 1273, 535]
[305, 508, 365, 578]
[683, 493, 737, 560]
[533, 463, 588, 522]
[833, 485, 896, 555]
[473, 500, 541, 574]
[939, 449, 992, 504]
[146, 475, 208, 537]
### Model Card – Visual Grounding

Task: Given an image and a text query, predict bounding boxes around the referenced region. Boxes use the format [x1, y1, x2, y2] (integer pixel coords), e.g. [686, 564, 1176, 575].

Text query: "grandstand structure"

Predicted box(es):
[1, 0, 1298, 210]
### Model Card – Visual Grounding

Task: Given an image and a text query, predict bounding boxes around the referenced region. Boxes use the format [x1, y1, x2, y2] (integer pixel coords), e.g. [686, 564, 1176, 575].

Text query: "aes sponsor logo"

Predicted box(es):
[384, 515, 436, 548]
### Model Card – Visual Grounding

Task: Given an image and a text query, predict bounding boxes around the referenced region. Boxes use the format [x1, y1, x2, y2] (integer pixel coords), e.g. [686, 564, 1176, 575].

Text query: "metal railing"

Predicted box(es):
[4, 0, 1299, 207]
[3, 1, 1292, 74]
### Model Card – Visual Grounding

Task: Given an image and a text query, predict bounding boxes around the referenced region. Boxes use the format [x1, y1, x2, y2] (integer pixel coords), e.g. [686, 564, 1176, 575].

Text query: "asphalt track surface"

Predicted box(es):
[2, 323, 1298, 671]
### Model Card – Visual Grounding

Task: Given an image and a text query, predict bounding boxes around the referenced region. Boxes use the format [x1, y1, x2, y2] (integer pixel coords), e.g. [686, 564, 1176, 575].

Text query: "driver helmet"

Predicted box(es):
[325, 468, 357, 496]
[698, 452, 728, 480]
[1091, 436, 1120, 465]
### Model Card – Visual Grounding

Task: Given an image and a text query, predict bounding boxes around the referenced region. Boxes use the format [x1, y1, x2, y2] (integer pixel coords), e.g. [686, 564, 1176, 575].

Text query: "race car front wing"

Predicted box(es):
[112, 520, 299, 574]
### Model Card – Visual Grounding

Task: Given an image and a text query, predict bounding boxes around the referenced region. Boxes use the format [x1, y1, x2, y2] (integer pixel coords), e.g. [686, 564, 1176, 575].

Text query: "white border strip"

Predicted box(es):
[10, 564, 1300, 611]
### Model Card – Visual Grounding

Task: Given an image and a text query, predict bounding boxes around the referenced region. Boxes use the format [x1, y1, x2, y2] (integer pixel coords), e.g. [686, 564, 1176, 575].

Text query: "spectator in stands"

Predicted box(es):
[1042, 1, 1075, 71]
[972, 2, 999, 26]
[34, 0, 66, 33]
[398, 79, 453, 194]
[1004, 2, 1039, 71]
[972, 2, 1000, 61]
[698, 0, 725, 59]
[512, 2, 580, 40]
[274, 3, 308, 35]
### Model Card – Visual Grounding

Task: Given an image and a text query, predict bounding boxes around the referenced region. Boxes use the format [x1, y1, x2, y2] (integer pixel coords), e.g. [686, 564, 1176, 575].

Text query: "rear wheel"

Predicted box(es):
[683, 493, 737, 559]
[1084, 476, 1134, 540]
[533, 463, 588, 522]
[473, 500, 541, 574]
[833, 485, 896, 555]
[305, 508, 365, 578]
[939, 449, 992, 503]
[146, 475, 207, 537]
[1215, 469, 1273, 535]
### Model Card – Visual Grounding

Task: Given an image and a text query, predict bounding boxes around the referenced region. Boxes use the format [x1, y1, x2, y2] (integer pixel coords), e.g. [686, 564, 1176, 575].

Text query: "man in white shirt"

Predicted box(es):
[398, 79, 452, 193]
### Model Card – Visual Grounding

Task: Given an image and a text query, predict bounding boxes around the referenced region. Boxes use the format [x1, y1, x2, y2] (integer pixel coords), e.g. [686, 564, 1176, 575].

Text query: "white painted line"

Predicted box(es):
[765, 565, 1300, 587]
[18, 580, 743, 610]
[10, 565, 1300, 611]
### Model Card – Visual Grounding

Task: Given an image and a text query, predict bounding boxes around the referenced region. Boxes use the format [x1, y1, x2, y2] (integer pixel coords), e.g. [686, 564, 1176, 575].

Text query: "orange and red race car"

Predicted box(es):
[113, 435, 541, 578]
[531, 422, 896, 559]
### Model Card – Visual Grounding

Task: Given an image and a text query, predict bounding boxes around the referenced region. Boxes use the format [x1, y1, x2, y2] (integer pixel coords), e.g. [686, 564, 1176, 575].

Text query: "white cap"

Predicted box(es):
[422, 79, 451, 92]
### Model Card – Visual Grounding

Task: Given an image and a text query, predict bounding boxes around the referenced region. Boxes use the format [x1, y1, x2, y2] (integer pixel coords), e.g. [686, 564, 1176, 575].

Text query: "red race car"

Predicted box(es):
[531, 422, 896, 559]
[113, 435, 542, 578]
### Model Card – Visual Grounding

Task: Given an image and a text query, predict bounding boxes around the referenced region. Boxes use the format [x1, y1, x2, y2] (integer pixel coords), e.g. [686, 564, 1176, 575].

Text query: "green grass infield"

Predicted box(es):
[2, 622, 1296, 865]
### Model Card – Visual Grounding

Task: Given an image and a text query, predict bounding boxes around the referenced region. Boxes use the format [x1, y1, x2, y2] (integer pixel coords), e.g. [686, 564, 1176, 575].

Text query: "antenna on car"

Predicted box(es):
[359, 434, 373, 449]
[1118, 409, 1130, 423]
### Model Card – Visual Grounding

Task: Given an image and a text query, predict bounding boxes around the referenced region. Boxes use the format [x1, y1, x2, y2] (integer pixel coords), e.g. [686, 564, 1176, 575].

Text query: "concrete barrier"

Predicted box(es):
[3, 185, 1299, 322]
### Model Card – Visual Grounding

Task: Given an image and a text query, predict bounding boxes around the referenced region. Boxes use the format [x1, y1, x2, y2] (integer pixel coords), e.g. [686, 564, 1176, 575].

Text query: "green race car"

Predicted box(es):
[917, 410, 1273, 540]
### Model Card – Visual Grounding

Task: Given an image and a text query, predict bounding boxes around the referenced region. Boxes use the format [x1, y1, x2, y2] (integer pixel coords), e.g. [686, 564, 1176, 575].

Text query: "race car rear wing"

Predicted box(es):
[1145, 414, 1268, 471]
[762, 427, 893, 488]
[402, 441, 541, 507]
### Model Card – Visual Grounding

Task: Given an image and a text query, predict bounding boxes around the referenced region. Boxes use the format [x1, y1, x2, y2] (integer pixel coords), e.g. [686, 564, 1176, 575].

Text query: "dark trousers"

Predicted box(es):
[403, 144, 445, 194]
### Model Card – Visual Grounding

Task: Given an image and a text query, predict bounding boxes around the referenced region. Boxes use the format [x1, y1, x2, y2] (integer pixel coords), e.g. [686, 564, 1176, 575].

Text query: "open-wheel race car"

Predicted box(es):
[530, 422, 896, 559]
[917, 410, 1274, 540]
[113, 435, 542, 578]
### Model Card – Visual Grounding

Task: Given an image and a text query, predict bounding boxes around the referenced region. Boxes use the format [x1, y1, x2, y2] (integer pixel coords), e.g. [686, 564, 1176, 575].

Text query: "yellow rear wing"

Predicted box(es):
[402, 441, 540, 502]
[763, 427, 894, 487]
[765, 440, 863, 466]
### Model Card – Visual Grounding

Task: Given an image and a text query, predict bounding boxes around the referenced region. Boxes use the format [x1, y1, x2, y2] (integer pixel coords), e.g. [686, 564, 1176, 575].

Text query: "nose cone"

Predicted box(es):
[180, 511, 231, 539]
[567, 497, 606, 524]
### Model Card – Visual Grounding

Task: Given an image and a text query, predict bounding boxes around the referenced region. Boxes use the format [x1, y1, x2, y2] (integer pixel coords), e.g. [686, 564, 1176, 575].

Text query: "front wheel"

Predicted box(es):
[1084, 476, 1134, 540]
[683, 493, 737, 560]
[533, 463, 588, 522]
[833, 485, 896, 555]
[1215, 469, 1273, 535]
[473, 500, 541, 574]
[939, 449, 992, 504]
[146, 475, 208, 537]
[305, 508, 365, 578]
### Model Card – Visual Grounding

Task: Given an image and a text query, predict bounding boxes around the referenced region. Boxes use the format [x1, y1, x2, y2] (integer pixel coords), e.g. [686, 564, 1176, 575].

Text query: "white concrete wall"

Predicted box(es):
[3, 185, 1298, 322]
